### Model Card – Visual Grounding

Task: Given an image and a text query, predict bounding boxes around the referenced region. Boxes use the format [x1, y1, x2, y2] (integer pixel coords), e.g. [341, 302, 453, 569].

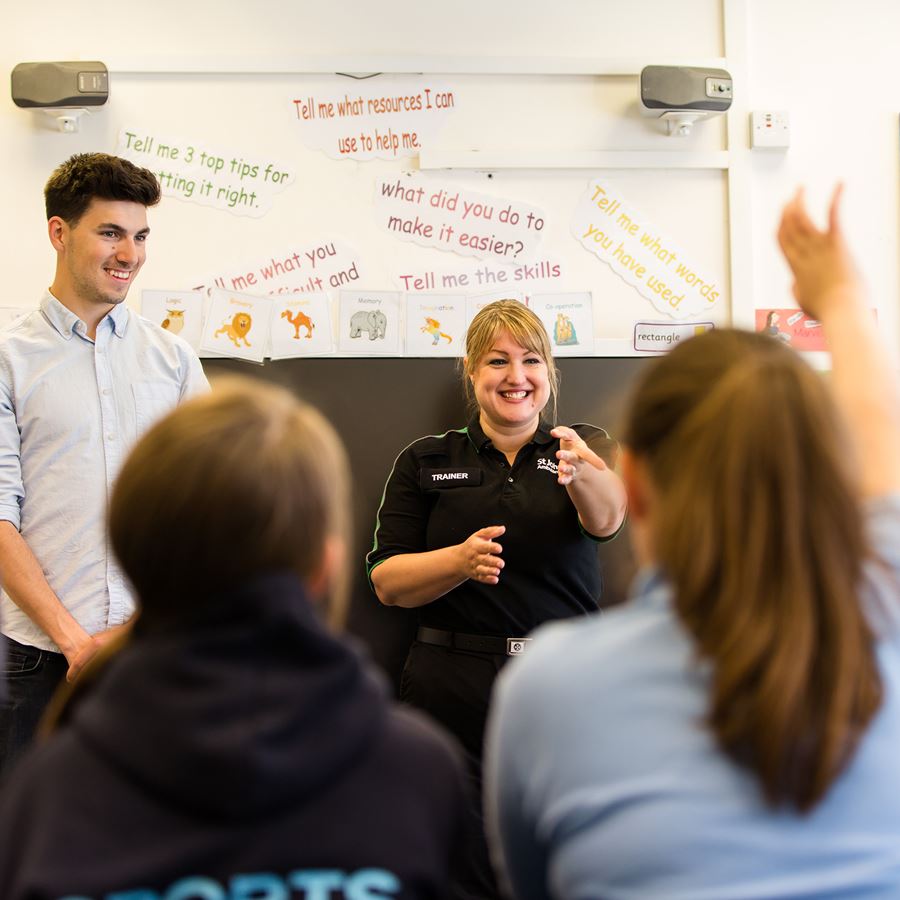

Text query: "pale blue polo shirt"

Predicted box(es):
[487, 494, 900, 899]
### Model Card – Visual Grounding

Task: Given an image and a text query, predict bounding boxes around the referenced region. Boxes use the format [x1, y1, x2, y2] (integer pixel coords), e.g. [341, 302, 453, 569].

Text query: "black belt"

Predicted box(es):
[416, 626, 532, 657]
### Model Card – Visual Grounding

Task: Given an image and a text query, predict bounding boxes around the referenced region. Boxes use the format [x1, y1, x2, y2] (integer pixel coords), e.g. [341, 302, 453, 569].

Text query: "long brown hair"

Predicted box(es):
[624, 328, 881, 812]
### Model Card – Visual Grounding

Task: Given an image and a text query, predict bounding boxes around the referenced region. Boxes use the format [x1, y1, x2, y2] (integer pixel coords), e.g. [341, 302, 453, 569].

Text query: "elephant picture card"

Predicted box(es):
[405, 293, 465, 357]
[141, 289, 205, 351]
[338, 290, 402, 355]
[200, 288, 274, 365]
[531, 292, 595, 357]
[270, 292, 335, 359]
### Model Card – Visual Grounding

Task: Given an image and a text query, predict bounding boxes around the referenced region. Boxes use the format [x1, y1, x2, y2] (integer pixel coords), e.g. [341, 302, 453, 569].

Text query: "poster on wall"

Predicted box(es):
[141, 289, 205, 351]
[116, 127, 296, 218]
[338, 290, 402, 355]
[375, 174, 547, 264]
[290, 75, 456, 161]
[753, 308, 831, 351]
[200, 288, 274, 364]
[405, 293, 465, 357]
[572, 179, 723, 321]
[198, 239, 364, 299]
[270, 292, 335, 359]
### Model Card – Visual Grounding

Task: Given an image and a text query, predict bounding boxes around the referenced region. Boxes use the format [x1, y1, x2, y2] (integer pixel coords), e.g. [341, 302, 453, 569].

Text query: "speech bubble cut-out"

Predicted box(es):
[572, 180, 722, 321]
[375, 174, 546, 263]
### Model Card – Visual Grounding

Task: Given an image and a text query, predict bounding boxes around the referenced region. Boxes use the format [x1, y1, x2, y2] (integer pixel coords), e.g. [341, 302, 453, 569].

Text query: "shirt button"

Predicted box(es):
[102, 388, 111, 395]
[508, 476, 514, 483]
[107, 434, 116, 442]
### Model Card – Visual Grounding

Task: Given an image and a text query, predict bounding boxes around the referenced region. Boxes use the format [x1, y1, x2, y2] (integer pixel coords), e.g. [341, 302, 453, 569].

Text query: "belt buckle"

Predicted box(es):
[506, 637, 531, 656]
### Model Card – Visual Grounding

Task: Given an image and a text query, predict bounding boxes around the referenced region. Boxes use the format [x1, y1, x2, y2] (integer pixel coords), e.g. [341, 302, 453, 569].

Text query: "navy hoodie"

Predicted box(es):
[0, 573, 467, 900]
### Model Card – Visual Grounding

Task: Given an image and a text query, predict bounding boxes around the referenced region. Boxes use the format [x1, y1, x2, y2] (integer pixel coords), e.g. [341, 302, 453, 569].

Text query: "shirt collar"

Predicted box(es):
[466, 415, 555, 452]
[41, 292, 130, 340]
[628, 566, 671, 610]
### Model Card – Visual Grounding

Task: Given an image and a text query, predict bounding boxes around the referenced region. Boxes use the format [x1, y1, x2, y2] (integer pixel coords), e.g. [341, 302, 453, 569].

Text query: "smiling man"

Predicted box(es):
[0, 154, 207, 776]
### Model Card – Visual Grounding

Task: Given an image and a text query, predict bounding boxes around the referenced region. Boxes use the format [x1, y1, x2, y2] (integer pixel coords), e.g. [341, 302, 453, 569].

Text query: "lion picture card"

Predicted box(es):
[200, 288, 274, 364]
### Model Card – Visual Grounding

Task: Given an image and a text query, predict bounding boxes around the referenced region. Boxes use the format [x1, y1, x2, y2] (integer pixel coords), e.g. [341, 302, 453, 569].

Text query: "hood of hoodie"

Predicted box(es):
[71, 572, 388, 820]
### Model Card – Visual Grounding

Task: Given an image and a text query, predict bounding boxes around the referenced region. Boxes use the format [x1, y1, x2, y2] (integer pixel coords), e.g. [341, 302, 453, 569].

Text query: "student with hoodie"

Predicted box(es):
[0, 377, 467, 900]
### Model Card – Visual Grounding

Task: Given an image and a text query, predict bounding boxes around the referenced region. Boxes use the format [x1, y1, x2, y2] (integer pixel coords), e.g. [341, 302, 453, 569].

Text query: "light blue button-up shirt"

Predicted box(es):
[0, 293, 208, 651]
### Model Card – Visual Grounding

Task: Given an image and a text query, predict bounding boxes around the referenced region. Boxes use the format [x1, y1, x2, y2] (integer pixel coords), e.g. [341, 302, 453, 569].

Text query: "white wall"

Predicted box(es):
[745, 0, 900, 352]
[2, 0, 898, 353]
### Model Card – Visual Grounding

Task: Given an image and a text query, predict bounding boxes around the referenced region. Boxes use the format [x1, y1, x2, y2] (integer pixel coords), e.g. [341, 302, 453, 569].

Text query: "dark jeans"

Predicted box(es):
[0, 635, 68, 781]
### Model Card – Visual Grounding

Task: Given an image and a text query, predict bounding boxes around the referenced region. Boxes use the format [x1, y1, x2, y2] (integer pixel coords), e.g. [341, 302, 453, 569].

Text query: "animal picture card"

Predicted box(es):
[465, 290, 524, 332]
[338, 290, 402, 355]
[200, 288, 274, 364]
[270, 292, 335, 358]
[141, 289, 205, 351]
[405, 293, 465, 357]
[531, 292, 595, 357]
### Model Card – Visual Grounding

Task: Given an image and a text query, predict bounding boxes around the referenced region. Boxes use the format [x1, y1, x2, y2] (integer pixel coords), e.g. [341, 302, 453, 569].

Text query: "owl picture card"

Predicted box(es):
[141, 289, 205, 351]
[200, 288, 274, 364]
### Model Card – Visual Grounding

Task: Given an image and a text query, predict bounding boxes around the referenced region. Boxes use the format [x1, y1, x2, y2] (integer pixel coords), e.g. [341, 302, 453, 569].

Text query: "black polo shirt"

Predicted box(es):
[367, 417, 619, 636]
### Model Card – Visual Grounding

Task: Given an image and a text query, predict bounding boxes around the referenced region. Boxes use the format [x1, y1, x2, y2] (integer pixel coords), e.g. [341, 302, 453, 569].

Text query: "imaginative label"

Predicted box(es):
[291, 75, 455, 160]
[117, 127, 295, 217]
[572, 180, 723, 320]
[405, 293, 466, 357]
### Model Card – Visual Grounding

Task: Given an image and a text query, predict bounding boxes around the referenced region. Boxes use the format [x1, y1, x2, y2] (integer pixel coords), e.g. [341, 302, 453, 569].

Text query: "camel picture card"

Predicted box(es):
[141, 289, 206, 351]
[531, 291, 595, 357]
[338, 290, 402, 355]
[270, 292, 335, 358]
[405, 293, 466, 357]
[200, 287, 274, 364]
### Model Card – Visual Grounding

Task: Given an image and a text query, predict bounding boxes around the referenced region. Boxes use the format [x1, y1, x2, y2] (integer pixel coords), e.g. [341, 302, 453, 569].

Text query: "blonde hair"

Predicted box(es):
[624, 328, 881, 812]
[462, 300, 559, 422]
[109, 376, 351, 630]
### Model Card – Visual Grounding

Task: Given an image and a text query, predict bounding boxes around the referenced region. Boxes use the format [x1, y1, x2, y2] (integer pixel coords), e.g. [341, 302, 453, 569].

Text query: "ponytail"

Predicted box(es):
[625, 329, 881, 811]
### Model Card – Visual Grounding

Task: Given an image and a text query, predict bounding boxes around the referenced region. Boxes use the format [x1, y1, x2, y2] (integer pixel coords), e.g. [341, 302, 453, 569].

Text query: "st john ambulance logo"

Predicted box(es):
[536, 457, 558, 475]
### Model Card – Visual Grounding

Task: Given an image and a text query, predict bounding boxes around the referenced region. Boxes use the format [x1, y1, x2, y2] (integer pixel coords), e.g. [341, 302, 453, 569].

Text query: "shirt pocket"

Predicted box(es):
[132, 381, 181, 434]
